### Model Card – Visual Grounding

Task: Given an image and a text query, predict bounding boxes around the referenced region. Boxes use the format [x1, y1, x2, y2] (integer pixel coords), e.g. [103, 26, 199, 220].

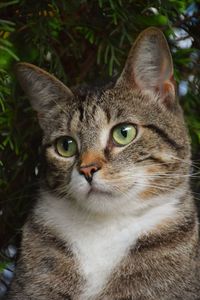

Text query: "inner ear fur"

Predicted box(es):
[117, 27, 176, 105]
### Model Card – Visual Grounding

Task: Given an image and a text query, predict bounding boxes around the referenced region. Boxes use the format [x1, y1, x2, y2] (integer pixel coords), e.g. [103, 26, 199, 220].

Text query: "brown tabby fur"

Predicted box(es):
[99, 200, 200, 300]
[6, 27, 200, 299]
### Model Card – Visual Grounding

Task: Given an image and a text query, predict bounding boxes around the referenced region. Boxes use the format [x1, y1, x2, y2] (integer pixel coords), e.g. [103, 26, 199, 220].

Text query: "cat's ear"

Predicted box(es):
[117, 27, 176, 106]
[15, 62, 73, 116]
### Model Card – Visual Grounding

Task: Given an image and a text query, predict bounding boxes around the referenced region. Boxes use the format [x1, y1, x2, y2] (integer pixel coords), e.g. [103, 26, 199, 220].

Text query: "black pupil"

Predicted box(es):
[62, 139, 70, 151]
[121, 127, 128, 138]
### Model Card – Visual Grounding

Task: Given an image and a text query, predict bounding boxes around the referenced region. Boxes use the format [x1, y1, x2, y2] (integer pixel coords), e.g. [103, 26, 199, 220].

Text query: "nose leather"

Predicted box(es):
[79, 163, 101, 183]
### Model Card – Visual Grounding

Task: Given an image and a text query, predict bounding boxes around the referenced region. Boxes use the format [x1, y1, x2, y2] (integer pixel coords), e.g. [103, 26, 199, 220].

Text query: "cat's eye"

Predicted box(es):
[56, 136, 77, 157]
[112, 123, 137, 146]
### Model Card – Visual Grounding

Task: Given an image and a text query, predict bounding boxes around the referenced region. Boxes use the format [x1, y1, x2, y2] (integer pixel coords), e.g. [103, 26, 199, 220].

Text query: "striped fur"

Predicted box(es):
[7, 27, 200, 299]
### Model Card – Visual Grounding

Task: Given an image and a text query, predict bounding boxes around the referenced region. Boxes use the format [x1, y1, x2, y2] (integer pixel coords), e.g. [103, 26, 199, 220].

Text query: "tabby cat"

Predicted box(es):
[7, 27, 200, 300]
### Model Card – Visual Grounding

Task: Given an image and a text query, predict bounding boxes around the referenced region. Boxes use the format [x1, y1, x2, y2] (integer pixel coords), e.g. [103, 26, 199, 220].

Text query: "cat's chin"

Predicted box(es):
[69, 169, 145, 215]
[87, 186, 113, 197]
[71, 183, 143, 215]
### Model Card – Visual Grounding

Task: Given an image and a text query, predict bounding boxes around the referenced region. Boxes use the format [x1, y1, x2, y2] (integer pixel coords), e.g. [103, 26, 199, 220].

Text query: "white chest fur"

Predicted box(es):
[36, 192, 181, 300]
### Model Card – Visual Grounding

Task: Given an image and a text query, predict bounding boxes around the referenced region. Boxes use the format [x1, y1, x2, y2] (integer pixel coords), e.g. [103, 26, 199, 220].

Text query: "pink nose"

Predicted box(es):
[79, 163, 100, 183]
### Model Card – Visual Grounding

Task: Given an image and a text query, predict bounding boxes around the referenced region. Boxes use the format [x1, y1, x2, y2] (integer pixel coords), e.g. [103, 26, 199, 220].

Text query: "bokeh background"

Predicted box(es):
[0, 0, 200, 296]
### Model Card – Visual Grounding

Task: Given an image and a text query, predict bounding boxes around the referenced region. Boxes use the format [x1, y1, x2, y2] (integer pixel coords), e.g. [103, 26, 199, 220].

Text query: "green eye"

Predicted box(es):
[112, 123, 137, 146]
[56, 136, 77, 157]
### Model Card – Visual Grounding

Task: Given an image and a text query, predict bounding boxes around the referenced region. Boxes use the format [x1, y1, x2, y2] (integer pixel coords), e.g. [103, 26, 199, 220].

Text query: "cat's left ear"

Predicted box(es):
[117, 27, 176, 106]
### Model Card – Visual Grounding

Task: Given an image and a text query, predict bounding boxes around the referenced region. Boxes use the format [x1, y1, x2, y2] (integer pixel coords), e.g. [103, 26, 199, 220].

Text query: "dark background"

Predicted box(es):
[0, 0, 200, 279]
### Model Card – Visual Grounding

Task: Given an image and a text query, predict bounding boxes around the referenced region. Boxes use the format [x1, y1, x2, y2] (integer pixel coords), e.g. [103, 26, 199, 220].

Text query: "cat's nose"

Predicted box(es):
[79, 163, 101, 184]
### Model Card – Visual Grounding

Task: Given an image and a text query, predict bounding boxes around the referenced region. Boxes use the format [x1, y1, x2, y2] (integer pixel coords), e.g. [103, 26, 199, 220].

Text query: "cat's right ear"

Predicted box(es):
[15, 63, 73, 125]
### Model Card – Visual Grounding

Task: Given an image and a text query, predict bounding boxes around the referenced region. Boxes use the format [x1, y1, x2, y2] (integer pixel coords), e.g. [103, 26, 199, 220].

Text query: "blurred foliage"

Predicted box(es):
[0, 0, 200, 266]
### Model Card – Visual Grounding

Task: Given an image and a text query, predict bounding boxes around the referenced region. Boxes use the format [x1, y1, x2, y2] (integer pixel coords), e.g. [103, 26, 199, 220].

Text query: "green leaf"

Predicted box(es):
[0, 45, 19, 61]
[0, 0, 19, 9]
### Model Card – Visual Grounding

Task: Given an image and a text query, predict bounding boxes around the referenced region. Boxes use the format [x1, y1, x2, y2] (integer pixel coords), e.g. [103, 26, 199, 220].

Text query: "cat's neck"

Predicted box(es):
[33, 186, 192, 300]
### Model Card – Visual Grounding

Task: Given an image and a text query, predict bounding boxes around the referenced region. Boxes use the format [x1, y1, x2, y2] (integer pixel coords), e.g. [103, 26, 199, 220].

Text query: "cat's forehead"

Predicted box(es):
[45, 85, 180, 146]
[71, 87, 136, 130]
[73, 86, 140, 120]
[71, 99, 108, 132]
[72, 86, 162, 125]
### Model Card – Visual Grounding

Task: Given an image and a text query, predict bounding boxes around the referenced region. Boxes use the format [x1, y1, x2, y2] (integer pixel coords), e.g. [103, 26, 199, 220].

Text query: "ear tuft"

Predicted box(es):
[117, 27, 176, 105]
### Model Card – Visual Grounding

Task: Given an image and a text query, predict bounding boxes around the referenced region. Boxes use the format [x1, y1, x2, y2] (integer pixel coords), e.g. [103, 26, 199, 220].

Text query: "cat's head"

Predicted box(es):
[16, 27, 190, 215]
